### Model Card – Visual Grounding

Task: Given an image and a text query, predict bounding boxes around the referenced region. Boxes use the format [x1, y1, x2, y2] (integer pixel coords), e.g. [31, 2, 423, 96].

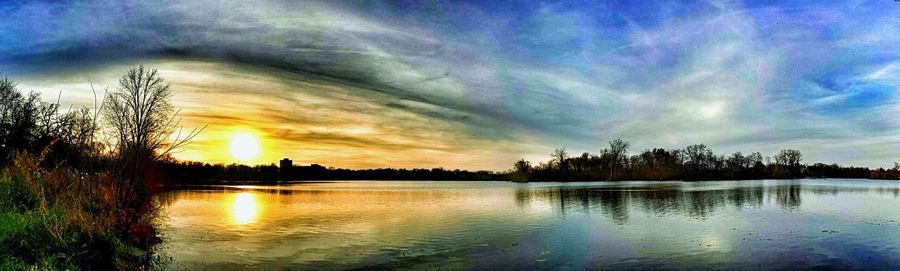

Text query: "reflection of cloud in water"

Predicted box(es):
[699, 233, 725, 251]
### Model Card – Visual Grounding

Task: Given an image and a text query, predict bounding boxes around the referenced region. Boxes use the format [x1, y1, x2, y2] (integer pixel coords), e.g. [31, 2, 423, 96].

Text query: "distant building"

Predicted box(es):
[279, 158, 292, 180]
[279, 158, 293, 169]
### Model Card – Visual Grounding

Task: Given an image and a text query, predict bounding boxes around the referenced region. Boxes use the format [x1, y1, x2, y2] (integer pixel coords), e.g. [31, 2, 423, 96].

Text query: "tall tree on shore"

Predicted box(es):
[103, 66, 203, 198]
[608, 138, 629, 180]
[552, 147, 569, 177]
[774, 149, 803, 178]
[684, 144, 714, 178]
[512, 159, 532, 182]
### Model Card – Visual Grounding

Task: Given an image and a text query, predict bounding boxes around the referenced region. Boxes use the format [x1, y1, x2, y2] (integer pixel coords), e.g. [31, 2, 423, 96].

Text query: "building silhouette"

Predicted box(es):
[279, 158, 292, 180]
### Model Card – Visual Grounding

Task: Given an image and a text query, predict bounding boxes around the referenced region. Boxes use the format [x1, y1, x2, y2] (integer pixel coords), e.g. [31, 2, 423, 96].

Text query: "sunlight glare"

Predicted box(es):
[231, 192, 259, 225]
[230, 132, 260, 161]
[699, 102, 725, 119]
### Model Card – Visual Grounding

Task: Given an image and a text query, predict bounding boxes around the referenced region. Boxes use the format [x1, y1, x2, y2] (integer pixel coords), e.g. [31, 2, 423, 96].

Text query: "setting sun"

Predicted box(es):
[230, 132, 260, 161]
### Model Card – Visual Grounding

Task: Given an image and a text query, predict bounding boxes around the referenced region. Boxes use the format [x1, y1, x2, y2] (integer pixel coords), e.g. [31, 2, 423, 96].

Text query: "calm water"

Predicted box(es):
[154, 180, 900, 270]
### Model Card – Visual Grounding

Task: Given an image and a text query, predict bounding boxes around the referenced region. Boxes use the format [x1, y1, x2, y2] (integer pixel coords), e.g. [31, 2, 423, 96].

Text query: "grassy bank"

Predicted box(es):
[0, 66, 197, 270]
[0, 152, 158, 270]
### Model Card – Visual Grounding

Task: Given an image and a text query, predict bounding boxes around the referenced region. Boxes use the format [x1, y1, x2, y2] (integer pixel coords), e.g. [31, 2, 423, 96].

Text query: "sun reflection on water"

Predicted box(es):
[231, 192, 259, 225]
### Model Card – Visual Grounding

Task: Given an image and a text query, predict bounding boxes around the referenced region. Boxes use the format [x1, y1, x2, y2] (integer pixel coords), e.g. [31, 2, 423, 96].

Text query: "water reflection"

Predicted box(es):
[156, 180, 900, 270]
[231, 192, 260, 225]
[513, 181, 898, 224]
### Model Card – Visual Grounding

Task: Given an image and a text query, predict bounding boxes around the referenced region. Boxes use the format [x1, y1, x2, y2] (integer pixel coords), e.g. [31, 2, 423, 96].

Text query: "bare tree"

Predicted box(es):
[774, 149, 802, 178]
[0, 77, 40, 159]
[103, 66, 203, 197]
[552, 147, 568, 172]
[608, 138, 629, 180]
[103, 65, 202, 160]
[514, 159, 531, 174]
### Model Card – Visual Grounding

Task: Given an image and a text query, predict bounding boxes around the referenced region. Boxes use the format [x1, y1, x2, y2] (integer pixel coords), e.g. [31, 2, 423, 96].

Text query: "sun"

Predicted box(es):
[230, 132, 260, 161]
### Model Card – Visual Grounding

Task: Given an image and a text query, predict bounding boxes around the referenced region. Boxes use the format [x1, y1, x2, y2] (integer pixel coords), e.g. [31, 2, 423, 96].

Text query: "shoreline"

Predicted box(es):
[158, 177, 896, 187]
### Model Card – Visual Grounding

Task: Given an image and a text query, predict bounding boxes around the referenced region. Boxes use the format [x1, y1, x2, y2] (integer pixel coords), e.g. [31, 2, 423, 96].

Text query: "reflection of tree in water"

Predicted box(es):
[805, 185, 900, 198]
[633, 189, 680, 216]
[512, 183, 851, 224]
[875, 186, 900, 197]
[514, 188, 630, 224]
[682, 190, 729, 219]
[598, 190, 629, 224]
[727, 186, 765, 209]
[774, 185, 802, 210]
[808, 185, 842, 196]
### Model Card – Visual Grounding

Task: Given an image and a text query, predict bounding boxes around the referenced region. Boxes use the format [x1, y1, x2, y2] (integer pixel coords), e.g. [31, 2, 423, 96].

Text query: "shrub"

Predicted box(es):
[0, 152, 157, 270]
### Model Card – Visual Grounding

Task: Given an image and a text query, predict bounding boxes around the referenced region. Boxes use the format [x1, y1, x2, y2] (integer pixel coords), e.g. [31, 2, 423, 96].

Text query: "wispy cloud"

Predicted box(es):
[2, 0, 899, 169]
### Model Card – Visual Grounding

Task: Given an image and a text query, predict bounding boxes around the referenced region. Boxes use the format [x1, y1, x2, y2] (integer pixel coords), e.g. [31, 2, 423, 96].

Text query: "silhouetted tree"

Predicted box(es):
[774, 149, 802, 178]
[103, 66, 203, 198]
[725, 152, 747, 178]
[683, 144, 714, 179]
[511, 159, 531, 182]
[552, 147, 569, 177]
[607, 138, 629, 180]
[0, 77, 40, 162]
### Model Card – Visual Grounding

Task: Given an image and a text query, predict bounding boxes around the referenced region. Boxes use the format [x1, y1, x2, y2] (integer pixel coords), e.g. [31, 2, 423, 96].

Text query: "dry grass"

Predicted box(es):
[1, 150, 158, 270]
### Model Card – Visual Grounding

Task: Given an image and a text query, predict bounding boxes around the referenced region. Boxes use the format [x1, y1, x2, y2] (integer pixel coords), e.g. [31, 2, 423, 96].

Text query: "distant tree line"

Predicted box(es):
[160, 137, 900, 183]
[161, 160, 503, 183]
[870, 162, 900, 180]
[509, 139, 895, 182]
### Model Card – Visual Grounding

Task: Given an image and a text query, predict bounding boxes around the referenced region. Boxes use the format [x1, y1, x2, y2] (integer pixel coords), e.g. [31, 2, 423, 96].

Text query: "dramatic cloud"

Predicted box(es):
[2, 0, 899, 169]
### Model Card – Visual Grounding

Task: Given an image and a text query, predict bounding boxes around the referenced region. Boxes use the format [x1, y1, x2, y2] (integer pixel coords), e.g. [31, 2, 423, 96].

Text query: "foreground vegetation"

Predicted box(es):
[0, 152, 155, 270]
[0, 67, 199, 270]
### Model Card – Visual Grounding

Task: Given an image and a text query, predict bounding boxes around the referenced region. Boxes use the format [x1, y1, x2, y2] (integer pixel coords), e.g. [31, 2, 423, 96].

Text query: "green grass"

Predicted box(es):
[0, 209, 78, 270]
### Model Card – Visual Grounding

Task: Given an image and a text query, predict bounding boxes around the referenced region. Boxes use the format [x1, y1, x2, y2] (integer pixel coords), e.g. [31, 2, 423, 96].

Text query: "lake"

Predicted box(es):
[154, 179, 900, 270]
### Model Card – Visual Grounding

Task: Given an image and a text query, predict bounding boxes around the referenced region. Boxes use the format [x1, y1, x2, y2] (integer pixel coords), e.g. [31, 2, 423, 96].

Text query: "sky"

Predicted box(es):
[1, 0, 899, 170]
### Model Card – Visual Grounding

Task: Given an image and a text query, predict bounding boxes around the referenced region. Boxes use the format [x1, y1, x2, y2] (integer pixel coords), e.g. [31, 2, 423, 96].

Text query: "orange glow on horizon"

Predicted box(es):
[32, 59, 523, 170]
[172, 125, 277, 166]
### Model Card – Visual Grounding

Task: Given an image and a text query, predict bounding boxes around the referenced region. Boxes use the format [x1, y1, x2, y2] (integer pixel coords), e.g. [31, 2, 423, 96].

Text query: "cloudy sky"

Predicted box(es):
[2, 0, 899, 170]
